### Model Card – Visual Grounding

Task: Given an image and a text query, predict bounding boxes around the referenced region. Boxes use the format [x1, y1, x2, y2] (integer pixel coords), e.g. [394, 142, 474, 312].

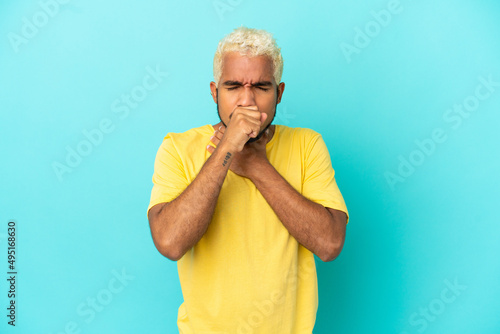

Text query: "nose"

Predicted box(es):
[238, 85, 256, 107]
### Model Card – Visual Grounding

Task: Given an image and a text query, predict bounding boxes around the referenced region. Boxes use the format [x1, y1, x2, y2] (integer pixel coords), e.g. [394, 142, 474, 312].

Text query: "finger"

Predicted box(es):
[210, 134, 221, 146]
[247, 125, 262, 138]
[238, 114, 263, 129]
[213, 130, 223, 140]
[206, 144, 215, 154]
[249, 129, 260, 138]
[218, 124, 226, 134]
[233, 105, 258, 113]
[233, 107, 261, 121]
[242, 106, 258, 111]
[226, 114, 261, 138]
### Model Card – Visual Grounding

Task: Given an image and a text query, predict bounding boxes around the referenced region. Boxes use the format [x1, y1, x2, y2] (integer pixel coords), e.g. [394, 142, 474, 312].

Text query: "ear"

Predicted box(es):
[210, 81, 218, 104]
[277, 82, 285, 104]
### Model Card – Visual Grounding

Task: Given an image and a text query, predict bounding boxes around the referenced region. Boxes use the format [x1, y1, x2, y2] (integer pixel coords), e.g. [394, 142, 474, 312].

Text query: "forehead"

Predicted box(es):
[221, 51, 274, 83]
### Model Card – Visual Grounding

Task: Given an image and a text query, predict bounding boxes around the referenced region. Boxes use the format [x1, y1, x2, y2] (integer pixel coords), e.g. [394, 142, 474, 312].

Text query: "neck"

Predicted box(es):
[268, 124, 275, 142]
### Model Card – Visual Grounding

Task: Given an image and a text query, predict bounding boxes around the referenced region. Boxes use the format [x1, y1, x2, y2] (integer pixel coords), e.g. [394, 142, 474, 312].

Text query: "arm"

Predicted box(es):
[208, 125, 348, 262]
[148, 108, 266, 261]
[148, 143, 233, 261]
[250, 162, 347, 262]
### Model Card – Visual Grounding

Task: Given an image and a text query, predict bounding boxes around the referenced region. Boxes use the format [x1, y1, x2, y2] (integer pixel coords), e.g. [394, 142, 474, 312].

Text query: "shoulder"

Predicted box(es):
[154, 124, 212, 161]
[276, 125, 330, 161]
[276, 124, 322, 143]
[160, 124, 212, 148]
[163, 124, 212, 142]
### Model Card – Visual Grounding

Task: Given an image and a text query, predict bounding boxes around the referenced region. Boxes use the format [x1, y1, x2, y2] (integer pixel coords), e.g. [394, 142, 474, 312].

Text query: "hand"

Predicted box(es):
[207, 124, 272, 179]
[216, 106, 268, 153]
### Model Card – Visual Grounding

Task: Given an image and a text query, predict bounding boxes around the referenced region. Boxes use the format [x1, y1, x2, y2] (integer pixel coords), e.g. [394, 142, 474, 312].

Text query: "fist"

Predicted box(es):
[218, 106, 268, 153]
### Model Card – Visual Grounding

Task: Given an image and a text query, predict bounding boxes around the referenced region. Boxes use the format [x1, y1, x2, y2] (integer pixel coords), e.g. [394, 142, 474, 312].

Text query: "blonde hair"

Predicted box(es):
[213, 26, 283, 88]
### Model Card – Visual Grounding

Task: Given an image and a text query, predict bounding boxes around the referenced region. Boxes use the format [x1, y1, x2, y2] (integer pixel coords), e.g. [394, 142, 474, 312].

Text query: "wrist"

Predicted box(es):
[217, 140, 238, 155]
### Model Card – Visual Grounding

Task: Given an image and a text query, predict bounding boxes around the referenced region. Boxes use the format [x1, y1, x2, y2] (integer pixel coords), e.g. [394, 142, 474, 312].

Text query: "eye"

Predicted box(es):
[227, 86, 269, 91]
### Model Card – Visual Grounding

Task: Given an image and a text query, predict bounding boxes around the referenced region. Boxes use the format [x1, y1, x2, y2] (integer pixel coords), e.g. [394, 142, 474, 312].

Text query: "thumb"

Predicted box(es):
[260, 112, 268, 124]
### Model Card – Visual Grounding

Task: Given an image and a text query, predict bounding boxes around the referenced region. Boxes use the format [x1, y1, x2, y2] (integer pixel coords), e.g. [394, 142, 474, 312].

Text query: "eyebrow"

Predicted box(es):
[222, 80, 273, 87]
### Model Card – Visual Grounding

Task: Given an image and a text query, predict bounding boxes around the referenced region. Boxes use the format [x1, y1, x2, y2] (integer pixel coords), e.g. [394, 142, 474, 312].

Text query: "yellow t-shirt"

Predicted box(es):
[147, 124, 349, 334]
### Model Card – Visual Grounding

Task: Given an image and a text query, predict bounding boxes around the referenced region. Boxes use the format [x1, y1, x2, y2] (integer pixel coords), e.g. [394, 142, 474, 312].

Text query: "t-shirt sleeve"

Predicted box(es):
[302, 131, 349, 224]
[147, 134, 189, 217]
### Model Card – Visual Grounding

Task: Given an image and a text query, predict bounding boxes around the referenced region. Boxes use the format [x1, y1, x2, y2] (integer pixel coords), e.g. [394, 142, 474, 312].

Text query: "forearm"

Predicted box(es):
[250, 162, 344, 262]
[151, 144, 234, 260]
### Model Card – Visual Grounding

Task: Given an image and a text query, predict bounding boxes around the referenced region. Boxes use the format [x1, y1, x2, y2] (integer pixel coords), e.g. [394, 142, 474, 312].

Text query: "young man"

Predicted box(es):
[147, 26, 349, 333]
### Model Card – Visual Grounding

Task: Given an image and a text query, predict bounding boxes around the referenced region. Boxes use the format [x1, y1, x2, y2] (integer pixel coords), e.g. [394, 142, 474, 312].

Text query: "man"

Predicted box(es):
[147, 26, 349, 333]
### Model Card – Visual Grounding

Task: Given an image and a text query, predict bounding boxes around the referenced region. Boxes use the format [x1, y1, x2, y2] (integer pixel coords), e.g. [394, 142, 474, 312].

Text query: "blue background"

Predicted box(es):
[1, 0, 499, 333]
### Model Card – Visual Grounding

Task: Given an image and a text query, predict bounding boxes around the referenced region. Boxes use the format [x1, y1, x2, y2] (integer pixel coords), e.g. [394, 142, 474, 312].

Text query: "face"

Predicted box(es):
[210, 51, 285, 143]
